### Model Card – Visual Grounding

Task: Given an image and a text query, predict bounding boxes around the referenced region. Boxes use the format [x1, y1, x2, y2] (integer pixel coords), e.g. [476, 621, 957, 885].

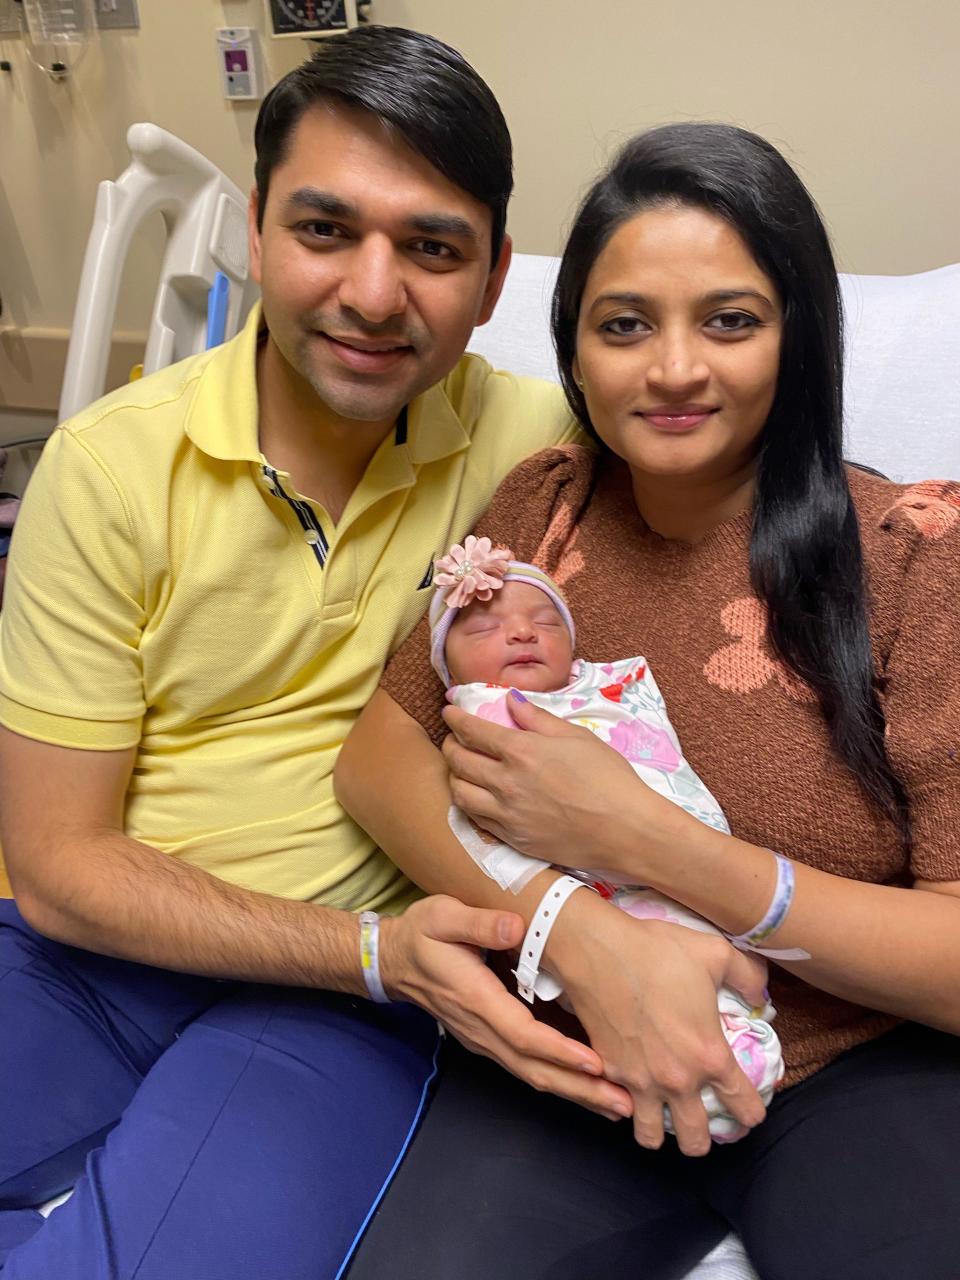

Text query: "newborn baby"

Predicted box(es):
[429, 537, 784, 1142]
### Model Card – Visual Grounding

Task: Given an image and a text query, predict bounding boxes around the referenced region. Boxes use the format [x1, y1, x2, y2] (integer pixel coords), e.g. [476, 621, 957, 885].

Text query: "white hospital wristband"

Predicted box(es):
[513, 875, 597, 1004]
[358, 911, 391, 1004]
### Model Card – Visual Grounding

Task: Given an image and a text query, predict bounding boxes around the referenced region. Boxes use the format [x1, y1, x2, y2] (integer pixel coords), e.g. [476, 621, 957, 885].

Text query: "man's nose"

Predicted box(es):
[337, 236, 407, 325]
[646, 327, 710, 393]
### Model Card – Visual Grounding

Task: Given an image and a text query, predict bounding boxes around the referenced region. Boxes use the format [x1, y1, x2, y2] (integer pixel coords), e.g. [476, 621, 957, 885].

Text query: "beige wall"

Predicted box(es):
[0, 0, 957, 406]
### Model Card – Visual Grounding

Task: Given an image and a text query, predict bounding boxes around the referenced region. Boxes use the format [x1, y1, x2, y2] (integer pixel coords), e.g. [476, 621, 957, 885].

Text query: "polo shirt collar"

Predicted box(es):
[185, 302, 473, 472]
[185, 303, 264, 463]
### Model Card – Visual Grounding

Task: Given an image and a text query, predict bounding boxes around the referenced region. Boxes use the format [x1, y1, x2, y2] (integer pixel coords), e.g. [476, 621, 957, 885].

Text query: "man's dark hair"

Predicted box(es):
[253, 25, 512, 265]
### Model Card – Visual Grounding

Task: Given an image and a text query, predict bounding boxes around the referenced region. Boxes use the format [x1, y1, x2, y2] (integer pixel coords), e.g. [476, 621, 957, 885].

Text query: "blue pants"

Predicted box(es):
[0, 900, 441, 1278]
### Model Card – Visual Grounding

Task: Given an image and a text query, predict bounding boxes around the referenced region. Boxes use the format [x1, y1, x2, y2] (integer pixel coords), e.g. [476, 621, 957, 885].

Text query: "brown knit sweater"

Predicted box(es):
[382, 445, 960, 1087]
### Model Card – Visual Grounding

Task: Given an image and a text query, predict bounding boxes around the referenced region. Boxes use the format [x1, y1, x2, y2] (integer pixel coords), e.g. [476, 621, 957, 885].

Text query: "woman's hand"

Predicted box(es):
[546, 894, 770, 1156]
[379, 894, 634, 1121]
[441, 693, 695, 878]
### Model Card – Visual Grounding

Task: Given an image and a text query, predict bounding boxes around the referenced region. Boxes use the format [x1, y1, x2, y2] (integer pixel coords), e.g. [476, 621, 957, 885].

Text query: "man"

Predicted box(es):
[0, 27, 615, 1279]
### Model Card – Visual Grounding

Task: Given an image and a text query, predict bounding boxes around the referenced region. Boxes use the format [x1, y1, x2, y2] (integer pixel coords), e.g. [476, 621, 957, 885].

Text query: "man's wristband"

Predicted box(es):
[358, 910, 391, 1003]
[513, 874, 597, 1004]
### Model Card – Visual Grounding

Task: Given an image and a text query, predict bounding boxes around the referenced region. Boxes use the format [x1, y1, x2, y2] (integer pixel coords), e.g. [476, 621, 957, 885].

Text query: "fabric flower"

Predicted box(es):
[434, 536, 513, 609]
[607, 718, 682, 772]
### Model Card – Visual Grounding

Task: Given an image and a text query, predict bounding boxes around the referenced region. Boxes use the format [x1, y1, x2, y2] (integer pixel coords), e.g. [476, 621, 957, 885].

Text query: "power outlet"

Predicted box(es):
[95, 0, 140, 30]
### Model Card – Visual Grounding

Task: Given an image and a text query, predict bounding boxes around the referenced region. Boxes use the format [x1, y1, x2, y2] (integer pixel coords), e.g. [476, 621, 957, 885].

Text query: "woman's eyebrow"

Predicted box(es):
[703, 288, 777, 309]
[589, 291, 648, 312]
[588, 287, 777, 312]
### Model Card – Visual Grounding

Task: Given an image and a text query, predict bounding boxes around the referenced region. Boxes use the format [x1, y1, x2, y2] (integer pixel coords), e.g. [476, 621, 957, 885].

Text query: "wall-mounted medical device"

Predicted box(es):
[265, 1, 370, 39]
[20, 0, 98, 78]
[215, 27, 262, 101]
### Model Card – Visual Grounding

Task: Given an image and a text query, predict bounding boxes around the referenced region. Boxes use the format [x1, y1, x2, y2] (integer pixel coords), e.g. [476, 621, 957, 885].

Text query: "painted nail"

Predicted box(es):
[509, 688, 528, 703]
[762, 987, 771, 1002]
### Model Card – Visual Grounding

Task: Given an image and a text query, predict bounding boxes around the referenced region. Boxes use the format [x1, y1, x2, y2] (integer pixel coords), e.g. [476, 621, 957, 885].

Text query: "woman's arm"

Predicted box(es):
[440, 694, 960, 1033]
[337, 689, 769, 1156]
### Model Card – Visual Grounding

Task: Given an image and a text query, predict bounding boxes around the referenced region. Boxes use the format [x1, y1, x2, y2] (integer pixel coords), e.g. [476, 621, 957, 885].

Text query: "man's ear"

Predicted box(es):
[248, 188, 263, 286]
[475, 234, 512, 328]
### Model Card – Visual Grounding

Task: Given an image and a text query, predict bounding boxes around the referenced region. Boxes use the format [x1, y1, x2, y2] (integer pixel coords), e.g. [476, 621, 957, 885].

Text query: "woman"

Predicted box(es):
[337, 124, 960, 1279]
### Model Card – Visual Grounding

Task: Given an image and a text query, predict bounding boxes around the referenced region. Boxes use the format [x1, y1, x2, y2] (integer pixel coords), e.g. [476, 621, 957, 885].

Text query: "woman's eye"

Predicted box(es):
[706, 311, 759, 334]
[600, 316, 649, 338]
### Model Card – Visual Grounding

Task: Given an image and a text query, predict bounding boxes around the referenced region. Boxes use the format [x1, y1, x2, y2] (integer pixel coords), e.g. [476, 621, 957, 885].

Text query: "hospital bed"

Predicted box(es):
[20, 125, 960, 1278]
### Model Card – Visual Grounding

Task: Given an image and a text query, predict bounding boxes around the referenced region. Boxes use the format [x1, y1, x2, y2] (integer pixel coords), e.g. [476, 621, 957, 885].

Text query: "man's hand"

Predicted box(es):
[378, 895, 634, 1121]
[547, 896, 769, 1156]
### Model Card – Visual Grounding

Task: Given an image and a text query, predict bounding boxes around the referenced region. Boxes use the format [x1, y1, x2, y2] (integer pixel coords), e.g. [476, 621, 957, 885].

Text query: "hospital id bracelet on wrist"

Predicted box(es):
[727, 853, 810, 961]
[513, 875, 597, 1004]
[358, 911, 391, 1004]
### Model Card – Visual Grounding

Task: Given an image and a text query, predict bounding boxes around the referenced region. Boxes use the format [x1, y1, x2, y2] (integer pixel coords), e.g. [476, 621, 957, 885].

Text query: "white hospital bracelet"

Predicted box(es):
[726, 853, 811, 962]
[513, 875, 597, 1004]
[358, 911, 390, 1004]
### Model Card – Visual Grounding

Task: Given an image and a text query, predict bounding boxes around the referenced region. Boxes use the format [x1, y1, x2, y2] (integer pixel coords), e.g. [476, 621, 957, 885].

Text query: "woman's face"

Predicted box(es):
[573, 205, 783, 488]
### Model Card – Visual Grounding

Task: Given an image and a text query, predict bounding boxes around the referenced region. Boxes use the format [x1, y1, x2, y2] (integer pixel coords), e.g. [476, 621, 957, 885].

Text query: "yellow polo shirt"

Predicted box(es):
[0, 306, 579, 912]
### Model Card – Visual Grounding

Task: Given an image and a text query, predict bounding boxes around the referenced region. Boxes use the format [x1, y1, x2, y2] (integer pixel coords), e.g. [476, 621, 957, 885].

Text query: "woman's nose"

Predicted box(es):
[337, 236, 407, 325]
[646, 329, 710, 393]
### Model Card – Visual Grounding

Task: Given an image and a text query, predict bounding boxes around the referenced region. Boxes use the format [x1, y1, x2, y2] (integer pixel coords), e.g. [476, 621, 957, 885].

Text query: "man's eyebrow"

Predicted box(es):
[279, 189, 481, 246]
[283, 188, 358, 219]
[406, 213, 481, 245]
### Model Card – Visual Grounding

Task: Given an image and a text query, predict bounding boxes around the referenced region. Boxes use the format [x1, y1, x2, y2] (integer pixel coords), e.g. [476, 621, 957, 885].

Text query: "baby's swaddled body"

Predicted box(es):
[448, 656, 784, 1141]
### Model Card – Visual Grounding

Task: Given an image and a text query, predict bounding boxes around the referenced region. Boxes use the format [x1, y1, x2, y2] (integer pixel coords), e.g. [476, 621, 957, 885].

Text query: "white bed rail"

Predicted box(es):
[59, 123, 257, 421]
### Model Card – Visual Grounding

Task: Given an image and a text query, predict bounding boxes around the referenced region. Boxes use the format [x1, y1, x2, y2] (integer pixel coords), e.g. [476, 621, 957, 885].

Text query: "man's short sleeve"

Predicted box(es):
[0, 428, 146, 749]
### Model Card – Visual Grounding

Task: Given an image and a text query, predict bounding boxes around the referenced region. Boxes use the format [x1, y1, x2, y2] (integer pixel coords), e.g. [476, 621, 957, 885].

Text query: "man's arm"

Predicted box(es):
[2, 727, 377, 987]
[1, 725, 615, 1104]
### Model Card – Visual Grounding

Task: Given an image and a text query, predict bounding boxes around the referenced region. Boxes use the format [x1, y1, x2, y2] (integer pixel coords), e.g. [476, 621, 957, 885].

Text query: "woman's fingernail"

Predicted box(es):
[509, 688, 528, 703]
[762, 987, 771, 1002]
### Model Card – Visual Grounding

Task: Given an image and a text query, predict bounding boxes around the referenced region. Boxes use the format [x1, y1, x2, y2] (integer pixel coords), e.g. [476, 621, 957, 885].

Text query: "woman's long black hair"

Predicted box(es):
[552, 123, 908, 838]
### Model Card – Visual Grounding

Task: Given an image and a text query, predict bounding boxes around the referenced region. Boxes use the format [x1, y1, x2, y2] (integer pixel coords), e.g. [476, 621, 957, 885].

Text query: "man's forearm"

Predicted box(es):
[21, 825, 367, 992]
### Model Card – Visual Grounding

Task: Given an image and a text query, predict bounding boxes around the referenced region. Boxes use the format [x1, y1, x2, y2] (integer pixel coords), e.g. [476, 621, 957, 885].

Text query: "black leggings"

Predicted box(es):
[346, 1022, 960, 1280]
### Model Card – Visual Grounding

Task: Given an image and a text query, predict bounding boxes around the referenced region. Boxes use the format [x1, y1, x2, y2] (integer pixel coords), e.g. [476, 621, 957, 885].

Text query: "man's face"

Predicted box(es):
[249, 101, 511, 431]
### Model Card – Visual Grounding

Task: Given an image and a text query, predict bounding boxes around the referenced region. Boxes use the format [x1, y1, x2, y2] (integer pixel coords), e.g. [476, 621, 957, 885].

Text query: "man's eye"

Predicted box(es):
[706, 311, 759, 334]
[412, 240, 457, 260]
[298, 221, 341, 240]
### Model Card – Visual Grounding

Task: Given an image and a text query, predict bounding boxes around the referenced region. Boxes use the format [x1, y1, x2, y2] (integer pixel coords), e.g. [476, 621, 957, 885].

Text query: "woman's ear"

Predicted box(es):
[571, 356, 584, 391]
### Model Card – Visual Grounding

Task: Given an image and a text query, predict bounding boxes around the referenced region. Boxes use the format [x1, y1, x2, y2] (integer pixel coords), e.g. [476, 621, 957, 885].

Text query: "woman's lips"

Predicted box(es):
[638, 407, 719, 432]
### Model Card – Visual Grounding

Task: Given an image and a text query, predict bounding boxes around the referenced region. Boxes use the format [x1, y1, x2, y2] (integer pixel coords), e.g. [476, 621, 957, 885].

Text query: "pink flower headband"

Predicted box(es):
[433, 535, 513, 609]
[429, 537, 576, 687]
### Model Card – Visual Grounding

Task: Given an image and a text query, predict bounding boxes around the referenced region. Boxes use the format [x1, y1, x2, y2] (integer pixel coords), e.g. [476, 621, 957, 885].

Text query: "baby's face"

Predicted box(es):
[445, 580, 574, 692]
